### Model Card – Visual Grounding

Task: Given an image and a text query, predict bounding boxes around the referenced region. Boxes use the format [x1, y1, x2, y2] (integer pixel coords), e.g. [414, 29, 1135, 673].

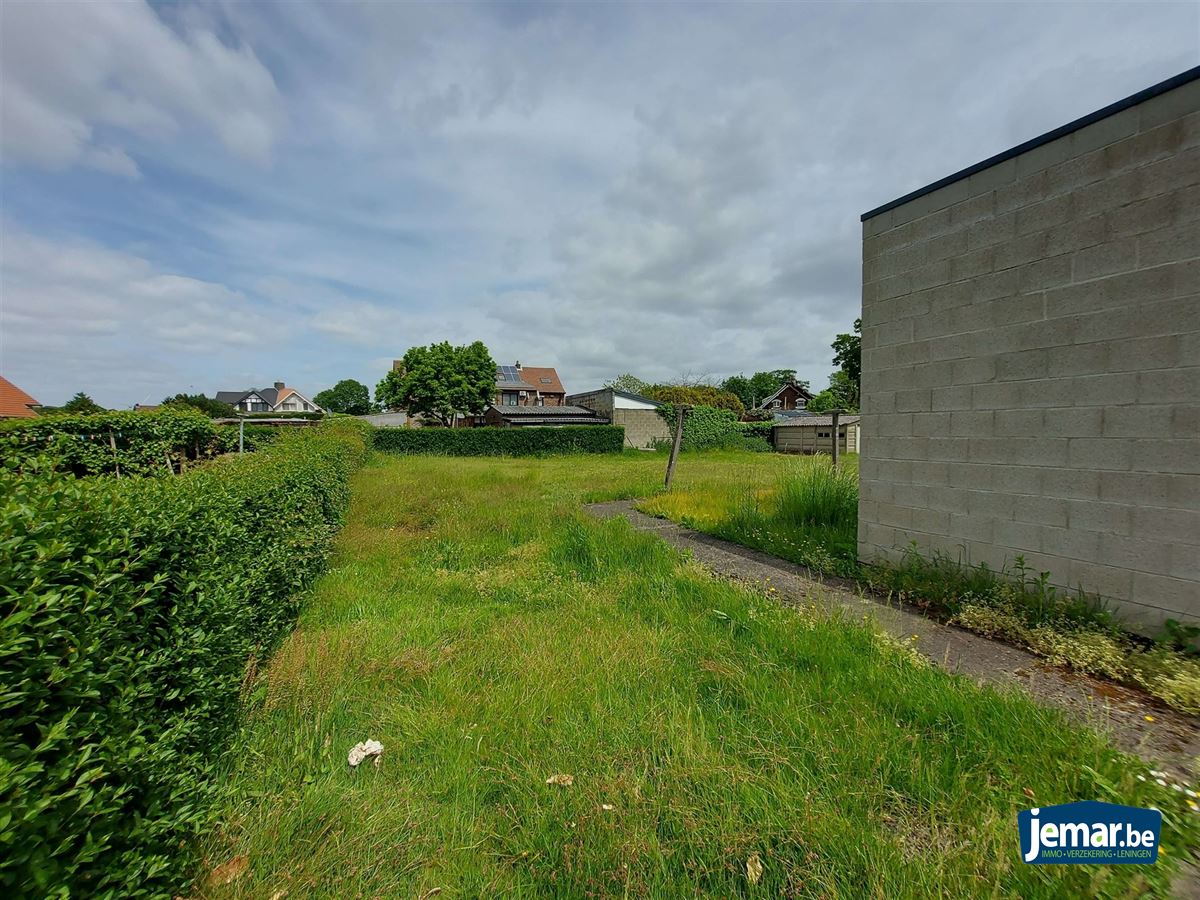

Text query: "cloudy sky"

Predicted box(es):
[1, 1, 1196, 407]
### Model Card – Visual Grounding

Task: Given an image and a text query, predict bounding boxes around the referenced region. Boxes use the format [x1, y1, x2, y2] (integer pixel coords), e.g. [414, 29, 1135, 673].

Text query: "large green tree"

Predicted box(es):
[832, 319, 862, 389]
[376, 341, 496, 426]
[314, 379, 373, 415]
[807, 320, 863, 412]
[806, 371, 859, 414]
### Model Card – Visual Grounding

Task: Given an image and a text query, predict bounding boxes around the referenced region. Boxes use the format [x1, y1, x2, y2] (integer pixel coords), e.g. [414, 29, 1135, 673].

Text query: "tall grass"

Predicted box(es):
[196, 453, 1196, 897]
[774, 457, 858, 547]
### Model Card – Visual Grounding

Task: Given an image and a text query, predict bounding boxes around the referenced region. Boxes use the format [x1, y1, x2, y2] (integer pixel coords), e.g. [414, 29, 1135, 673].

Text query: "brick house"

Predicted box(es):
[494, 363, 566, 407]
[857, 66, 1199, 629]
[757, 380, 814, 413]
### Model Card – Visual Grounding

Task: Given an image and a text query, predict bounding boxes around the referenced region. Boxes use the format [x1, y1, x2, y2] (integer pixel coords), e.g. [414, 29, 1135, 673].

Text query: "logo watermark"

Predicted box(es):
[1019, 801, 1161, 864]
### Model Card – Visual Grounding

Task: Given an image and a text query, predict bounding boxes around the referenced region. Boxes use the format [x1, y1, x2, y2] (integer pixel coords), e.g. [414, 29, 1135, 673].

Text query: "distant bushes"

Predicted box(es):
[0, 419, 370, 897]
[374, 425, 624, 456]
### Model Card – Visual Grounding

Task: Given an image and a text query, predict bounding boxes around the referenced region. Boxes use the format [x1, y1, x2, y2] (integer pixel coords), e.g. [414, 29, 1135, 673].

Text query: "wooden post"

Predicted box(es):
[108, 431, 121, 478]
[831, 409, 842, 468]
[664, 404, 688, 490]
[164, 450, 174, 476]
[238, 417, 245, 454]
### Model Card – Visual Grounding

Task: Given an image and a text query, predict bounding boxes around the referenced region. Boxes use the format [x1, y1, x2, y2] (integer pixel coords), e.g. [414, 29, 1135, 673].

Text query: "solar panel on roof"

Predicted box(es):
[498, 365, 520, 382]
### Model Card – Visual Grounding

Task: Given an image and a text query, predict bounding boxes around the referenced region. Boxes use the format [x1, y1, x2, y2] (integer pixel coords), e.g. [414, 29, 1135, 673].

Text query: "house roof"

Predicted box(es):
[490, 404, 608, 425]
[215, 386, 319, 410]
[757, 381, 815, 407]
[492, 404, 600, 417]
[519, 366, 564, 394]
[0, 376, 39, 418]
[215, 390, 257, 405]
[772, 410, 815, 420]
[566, 387, 662, 407]
[773, 414, 861, 428]
[496, 364, 564, 394]
[862, 65, 1200, 221]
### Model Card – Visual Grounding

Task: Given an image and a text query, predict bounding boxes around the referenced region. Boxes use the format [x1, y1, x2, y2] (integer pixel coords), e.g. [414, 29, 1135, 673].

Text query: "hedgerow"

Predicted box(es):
[0, 408, 220, 477]
[0, 419, 371, 897]
[373, 425, 624, 456]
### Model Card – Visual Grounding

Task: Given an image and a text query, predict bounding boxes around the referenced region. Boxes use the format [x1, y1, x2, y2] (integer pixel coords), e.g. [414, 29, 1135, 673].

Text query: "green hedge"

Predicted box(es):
[373, 425, 624, 456]
[0, 408, 221, 477]
[0, 419, 371, 897]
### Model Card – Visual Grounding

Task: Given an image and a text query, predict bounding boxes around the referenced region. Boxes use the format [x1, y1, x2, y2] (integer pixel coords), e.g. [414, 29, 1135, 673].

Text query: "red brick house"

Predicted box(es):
[494, 363, 566, 407]
[757, 380, 813, 412]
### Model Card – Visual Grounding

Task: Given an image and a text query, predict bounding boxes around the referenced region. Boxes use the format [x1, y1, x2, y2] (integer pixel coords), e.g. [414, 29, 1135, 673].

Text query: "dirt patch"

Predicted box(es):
[585, 500, 1200, 778]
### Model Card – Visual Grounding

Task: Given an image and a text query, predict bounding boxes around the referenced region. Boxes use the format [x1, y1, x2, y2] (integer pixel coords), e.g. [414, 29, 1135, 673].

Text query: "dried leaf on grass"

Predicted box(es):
[746, 853, 763, 885]
[546, 773, 574, 786]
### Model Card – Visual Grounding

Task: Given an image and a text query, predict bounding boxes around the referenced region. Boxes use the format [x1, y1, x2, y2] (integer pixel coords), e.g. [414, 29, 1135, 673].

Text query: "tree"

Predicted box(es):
[376, 341, 496, 426]
[806, 371, 859, 414]
[161, 393, 234, 417]
[604, 373, 650, 395]
[644, 384, 744, 415]
[314, 379, 373, 415]
[831, 319, 862, 393]
[61, 392, 105, 414]
[721, 370, 807, 408]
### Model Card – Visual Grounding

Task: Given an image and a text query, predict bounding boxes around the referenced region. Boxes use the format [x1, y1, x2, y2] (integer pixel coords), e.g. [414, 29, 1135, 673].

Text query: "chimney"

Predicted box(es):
[392, 359, 404, 371]
[274, 381, 285, 390]
[515, 361, 522, 369]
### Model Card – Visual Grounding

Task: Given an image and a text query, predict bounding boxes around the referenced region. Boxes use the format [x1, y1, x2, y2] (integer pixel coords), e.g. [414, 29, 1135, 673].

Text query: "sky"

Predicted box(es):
[1, 1, 1197, 408]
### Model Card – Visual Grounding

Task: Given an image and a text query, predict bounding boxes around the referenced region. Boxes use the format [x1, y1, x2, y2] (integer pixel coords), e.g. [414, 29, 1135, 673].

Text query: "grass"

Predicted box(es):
[642, 454, 1200, 715]
[199, 451, 1197, 897]
[642, 454, 862, 577]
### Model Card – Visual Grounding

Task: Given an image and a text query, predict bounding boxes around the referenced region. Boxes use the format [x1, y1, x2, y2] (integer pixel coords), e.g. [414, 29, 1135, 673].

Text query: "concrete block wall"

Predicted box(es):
[612, 408, 672, 448]
[858, 73, 1200, 629]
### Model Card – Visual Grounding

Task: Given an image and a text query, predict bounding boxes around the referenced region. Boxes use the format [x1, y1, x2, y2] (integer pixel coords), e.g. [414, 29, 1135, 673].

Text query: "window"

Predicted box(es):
[818, 431, 830, 438]
[771, 400, 781, 408]
[535, 396, 544, 406]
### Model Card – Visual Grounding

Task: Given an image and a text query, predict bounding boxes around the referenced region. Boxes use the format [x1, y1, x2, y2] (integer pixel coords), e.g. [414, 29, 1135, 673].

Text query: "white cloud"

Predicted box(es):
[1, 1, 1196, 406]
[0, 226, 280, 402]
[0, 0, 282, 172]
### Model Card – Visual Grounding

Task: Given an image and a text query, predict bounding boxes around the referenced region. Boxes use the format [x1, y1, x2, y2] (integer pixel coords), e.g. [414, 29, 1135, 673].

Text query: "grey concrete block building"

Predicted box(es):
[566, 388, 672, 448]
[858, 67, 1200, 628]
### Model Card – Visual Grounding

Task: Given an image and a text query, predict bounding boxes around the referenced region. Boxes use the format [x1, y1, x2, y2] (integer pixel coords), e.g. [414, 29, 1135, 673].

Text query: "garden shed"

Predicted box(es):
[772, 415, 860, 455]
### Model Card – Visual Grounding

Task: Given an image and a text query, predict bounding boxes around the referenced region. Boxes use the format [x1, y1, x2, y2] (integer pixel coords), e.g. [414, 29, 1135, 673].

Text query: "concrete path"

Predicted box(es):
[586, 500, 1200, 778]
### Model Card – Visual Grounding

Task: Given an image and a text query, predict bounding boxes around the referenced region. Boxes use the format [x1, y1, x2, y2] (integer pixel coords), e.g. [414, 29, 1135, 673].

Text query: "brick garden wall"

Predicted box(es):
[858, 74, 1199, 628]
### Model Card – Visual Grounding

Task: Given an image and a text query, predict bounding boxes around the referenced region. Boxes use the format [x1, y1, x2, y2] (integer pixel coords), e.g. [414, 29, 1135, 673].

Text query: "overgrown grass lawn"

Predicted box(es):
[202, 452, 1195, 897]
